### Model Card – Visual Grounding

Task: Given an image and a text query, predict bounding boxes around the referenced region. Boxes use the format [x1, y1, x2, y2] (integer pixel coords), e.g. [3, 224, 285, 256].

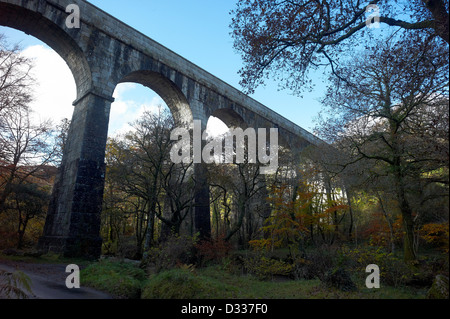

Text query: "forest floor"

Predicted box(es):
[139, 264, 429, 299]
[0, 255, 112, 299]
[80, 256, 432, 299]
[0, 251, 437, 300]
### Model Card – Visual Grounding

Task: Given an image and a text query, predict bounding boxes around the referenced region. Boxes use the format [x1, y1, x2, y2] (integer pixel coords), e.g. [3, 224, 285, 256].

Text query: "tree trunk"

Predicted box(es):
[393, 160, 417, 262]
[324, 179, 337, 245]
[422, 0, 450, 43]
[345, 188, 354, 242]
[0, 170, 16, 215]
[377, 193, 395, 253]
[225, 197, 247, 242]
[143, 203, 155, 252]
[389, 114, 417, 262]
[194, 163, 211, 240]
[246, 201, 253, 243]
[399, 191, 417, 262]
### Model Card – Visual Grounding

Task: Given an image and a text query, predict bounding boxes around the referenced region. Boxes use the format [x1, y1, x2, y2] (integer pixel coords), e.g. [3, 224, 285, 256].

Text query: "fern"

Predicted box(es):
[0, 269, 33, 299]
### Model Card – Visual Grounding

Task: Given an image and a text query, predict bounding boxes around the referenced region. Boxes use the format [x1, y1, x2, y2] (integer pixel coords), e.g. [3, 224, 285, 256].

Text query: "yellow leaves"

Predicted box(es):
[325, 204, 349, 214]
[251, 179, 350, 251]
[243, 255, 293, 280]
[420, 222, 449, 253]
[249, 238, 278, 251]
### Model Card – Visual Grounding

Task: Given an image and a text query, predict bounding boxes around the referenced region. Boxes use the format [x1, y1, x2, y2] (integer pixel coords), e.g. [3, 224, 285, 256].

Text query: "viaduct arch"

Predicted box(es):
[0, 0, 324, 258]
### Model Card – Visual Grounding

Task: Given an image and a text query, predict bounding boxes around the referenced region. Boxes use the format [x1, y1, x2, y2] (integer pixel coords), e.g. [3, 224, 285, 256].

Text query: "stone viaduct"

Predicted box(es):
[0, 0, 323, 258]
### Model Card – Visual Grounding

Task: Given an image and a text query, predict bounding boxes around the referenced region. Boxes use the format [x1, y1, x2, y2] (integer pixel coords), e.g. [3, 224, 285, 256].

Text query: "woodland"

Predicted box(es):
[0, 0, 449, 299]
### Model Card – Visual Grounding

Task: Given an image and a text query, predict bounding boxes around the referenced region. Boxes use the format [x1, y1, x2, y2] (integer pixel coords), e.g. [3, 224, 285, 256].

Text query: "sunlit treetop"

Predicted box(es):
[230, 0, 449, 95]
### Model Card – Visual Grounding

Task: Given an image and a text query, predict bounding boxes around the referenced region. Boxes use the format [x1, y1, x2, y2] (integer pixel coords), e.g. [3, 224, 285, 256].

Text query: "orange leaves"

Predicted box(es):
[250, 180, 349, 251]
[196, 236, 232, 263]
[363, 214, 403, 248]
[324, 204, 349, 214]
[248, 238, 272, 251]
[420, 222, 449, 253]
[250, 184, 310, 251]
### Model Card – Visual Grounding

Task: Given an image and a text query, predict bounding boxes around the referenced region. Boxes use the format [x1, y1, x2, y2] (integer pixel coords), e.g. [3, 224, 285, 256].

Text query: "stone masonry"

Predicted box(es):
[0, 0, 324, 258]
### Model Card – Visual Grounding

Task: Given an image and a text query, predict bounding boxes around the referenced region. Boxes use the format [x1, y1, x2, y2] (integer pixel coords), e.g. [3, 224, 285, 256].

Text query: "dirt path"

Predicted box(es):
[0, 259, 112, 299]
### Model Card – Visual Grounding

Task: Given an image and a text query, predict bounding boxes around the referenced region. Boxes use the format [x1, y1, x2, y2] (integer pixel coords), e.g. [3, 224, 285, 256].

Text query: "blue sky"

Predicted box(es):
[1, 0, 327, 136]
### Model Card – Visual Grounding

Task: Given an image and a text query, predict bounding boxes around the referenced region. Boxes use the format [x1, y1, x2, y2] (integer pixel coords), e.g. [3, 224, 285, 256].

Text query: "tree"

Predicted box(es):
[104, 107, 198, 255]
[228, 162, 267, 244]
[230, 0, 449, 95]
[53, 118, 71, 166]
[0, 105, 57, 215]
[0, 34, 33, 115]
[158, 161, 195, 239]
[105, 137, 152, 256]
[250, 160, 350, 256]
[208, 150, 268, 245]
[105, 110, 169, 255]
[8, 183, 49, 249]
[0, 34, 58, 217]
[315, 36, 449, 261]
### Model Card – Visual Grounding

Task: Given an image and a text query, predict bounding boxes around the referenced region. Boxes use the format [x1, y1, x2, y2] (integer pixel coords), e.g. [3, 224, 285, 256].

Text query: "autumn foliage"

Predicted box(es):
[196, 235, 232, 264]
[420, 222, 450, 253]
[362, 213, 404, 248]
[250, 180, 349, 254]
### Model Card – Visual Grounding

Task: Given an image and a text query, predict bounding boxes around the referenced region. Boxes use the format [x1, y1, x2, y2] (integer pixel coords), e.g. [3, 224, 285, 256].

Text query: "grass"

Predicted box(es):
[142, 267, 239, 299]
[190, 265, 428, 299]
[0, 251, 91, 267]
[81, 258, 147, 299]
[0, 250, 435, 299]
[80, 260, 428, 299]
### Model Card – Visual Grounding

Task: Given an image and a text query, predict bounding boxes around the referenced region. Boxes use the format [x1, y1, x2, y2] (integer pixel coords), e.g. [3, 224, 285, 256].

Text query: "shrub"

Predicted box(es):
[297, 246, 340, 281]
[220, 251, 248, 276]
[427, 275, 449, 299]
[81, 259, 146, 299]
[195, 236, 232, 266]
[342, 246, 414, 287]
[141, 268, 237, 299]
[420, 222, 449, 254]
[243, 253, 293, 280]
[322, 267, 357, 292]
[0, 230, 17, 250]
[291, 257, 315, 280]
[116, 237, 140, 260]
[144, 234, 198, 272]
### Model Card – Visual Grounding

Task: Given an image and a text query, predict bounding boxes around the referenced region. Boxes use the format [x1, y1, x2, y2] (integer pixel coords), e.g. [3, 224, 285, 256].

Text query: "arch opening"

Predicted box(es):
[0, 25, 79, 252]
[118, 71, 193, 128]
[105, 73, 200, 253]
[109, 82, 172, 137]
[0, 1, 91, 97]
[0, 26, 77, 127]
[211, 108, 247, 129]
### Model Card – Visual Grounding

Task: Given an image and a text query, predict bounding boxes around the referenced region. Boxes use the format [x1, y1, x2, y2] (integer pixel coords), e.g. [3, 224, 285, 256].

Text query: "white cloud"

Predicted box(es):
[19, 45, 165, 137]
[18, 46, 235, 144]
[205, 116, 229, 138]
[113, 82, 137, 100]
[109, 85, 165, 137]
[22, 45, 76, 125]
